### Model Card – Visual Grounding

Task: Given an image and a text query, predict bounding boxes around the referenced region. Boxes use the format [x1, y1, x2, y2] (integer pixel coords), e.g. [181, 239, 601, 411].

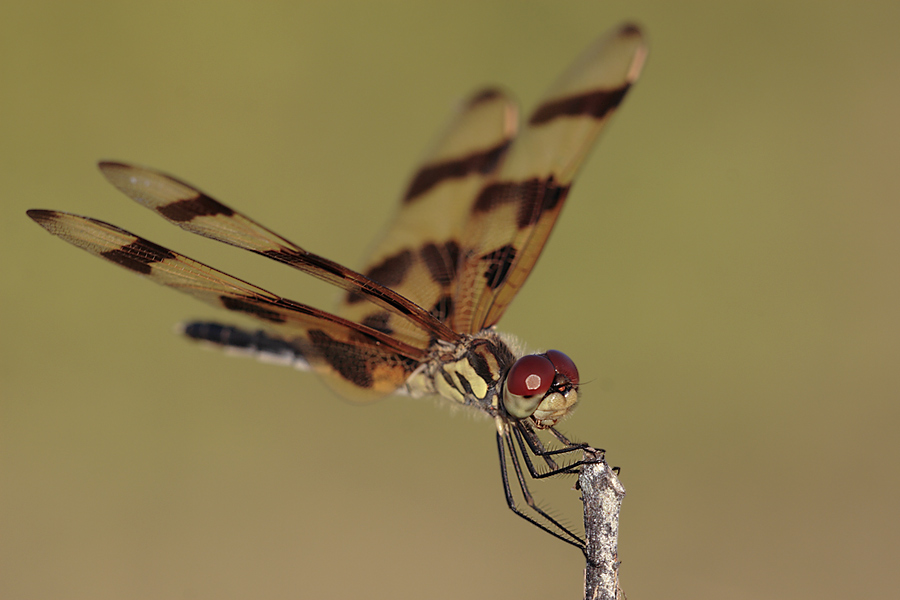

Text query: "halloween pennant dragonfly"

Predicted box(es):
[28, 24, 646, 552]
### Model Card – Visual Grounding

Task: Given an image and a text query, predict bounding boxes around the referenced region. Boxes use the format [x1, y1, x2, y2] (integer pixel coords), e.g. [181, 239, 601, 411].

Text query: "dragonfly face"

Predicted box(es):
[27, 23, 646, 553]
[503, 349, 580, 427]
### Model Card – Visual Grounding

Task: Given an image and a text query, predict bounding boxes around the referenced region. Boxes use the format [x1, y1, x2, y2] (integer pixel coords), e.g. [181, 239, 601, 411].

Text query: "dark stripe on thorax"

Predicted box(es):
[466, 349, 494, 385]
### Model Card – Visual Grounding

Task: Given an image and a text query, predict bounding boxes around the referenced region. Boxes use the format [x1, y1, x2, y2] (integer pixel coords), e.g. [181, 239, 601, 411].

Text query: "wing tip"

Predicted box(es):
[468, 87, 506, 107]
[97, 159, 126, 170]
[97, 160, 134, 188]
[612, 22, 648, 84]
[26, 208, 60, 228]
[97, 160, 136, 186]
[618, 23, 643, 39]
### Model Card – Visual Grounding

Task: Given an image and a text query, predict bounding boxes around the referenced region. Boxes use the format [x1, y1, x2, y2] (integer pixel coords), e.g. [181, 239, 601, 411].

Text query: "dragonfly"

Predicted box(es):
[28, 23, 646, 552]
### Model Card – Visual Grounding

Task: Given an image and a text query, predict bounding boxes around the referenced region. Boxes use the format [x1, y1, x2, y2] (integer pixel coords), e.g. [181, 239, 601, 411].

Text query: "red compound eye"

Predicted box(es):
[506, 355, 555, 397]
[546, 350, 579, 386]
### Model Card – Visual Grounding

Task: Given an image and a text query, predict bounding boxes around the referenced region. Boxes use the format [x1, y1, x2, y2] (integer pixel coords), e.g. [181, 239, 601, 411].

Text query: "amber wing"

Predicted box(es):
[27, 209, 422, 395]
[336, 90, 518, 345]
[97, 161, 457, 349]
[452, 24, 647, 333]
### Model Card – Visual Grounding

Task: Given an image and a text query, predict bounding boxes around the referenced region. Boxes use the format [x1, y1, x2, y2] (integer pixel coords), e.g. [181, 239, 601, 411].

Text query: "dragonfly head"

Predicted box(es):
[501, 350, 579, 429]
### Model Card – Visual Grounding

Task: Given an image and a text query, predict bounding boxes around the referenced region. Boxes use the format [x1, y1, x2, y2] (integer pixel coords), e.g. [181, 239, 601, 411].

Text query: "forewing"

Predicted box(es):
[27, 209, 421, 398]
[451, 24, 648, 333]
[337, 90, 517, 343]
[97, 161, 456, 347]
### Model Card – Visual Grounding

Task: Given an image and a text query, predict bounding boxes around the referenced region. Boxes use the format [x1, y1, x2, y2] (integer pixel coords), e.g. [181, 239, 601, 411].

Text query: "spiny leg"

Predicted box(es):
[547, 426, 602, 453]
[505, 432, 586, 548]
[512, 421, 592, 479]
[495, 429, 585, 552]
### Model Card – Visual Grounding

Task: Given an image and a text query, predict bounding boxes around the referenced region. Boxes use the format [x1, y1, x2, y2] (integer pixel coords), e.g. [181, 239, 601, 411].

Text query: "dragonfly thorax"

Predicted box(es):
[408, 330, 579, 429]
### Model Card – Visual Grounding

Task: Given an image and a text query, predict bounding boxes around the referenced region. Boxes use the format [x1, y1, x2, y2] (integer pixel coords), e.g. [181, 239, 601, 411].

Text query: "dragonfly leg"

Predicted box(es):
[495, 427, 587, 552]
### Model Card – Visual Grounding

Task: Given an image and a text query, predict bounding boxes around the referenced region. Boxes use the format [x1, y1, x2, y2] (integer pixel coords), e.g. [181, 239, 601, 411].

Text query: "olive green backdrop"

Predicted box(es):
[3, 2, 898, 599]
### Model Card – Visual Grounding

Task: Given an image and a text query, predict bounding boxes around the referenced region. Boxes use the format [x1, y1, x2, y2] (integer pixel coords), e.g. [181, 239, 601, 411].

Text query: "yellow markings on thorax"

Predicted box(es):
[443, 356, 489, 400]
[434, 363, 467, 404]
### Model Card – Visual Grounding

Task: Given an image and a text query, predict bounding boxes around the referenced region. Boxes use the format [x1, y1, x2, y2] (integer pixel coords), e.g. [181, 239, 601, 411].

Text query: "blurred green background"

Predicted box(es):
[3, 1, 899, 599]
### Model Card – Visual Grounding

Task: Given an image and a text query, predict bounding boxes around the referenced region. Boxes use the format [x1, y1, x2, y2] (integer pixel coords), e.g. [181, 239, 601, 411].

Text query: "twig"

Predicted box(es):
[580, 447, 626, 600]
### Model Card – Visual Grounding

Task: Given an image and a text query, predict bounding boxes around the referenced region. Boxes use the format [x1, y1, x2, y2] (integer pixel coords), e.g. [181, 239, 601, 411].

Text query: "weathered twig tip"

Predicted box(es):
[580, 447, 626, 600]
